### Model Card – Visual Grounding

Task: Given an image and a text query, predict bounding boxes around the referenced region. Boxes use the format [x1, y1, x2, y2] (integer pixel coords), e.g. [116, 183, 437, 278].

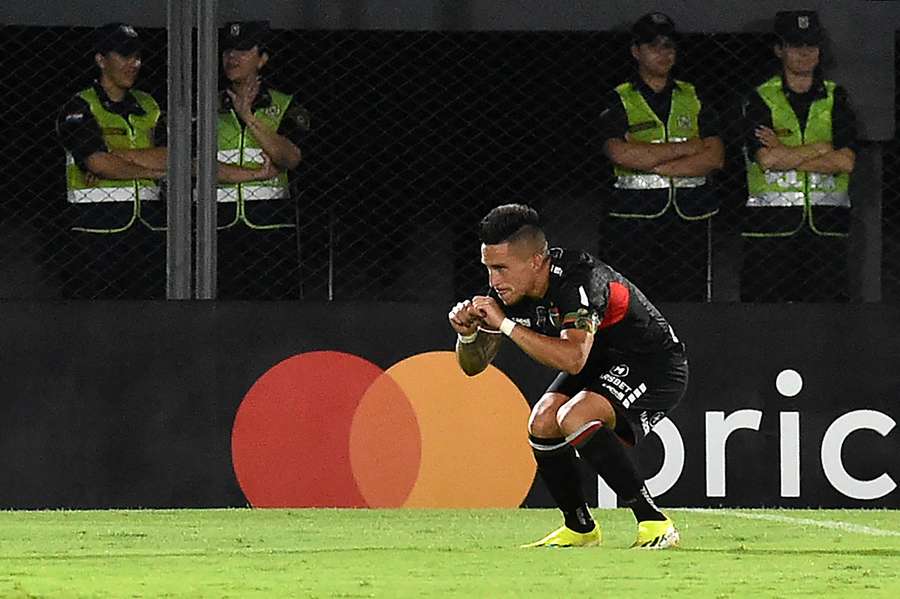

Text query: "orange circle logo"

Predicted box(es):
[231, 351, 536, 508]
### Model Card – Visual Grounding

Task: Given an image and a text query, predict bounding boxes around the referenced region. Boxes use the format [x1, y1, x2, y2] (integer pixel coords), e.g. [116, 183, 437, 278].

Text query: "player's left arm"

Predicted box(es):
[471, 295, 594, 375]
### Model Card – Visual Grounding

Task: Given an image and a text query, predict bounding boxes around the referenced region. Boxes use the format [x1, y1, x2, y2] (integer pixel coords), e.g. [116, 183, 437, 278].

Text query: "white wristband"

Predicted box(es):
[499, 318, 517, 337]
[457, 332, 478, 344]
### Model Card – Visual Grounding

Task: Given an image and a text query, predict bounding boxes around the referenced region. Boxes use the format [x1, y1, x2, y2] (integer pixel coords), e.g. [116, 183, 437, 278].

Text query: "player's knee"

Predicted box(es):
[555, 399, 578, 433]
[528, 405, 561, 437]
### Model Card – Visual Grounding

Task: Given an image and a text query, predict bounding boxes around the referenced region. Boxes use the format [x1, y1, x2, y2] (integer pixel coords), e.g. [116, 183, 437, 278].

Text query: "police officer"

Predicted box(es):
[217, 21, 310, 299]
[56, 23, 166, 299]
[598, 12, 724, 302]
[742, 10, 857, 302]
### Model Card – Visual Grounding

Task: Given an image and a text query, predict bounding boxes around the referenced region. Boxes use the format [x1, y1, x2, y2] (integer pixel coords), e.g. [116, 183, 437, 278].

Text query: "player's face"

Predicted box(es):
[632, 36, 676, 79]
[481, 241, 541, 306]
[98, 51, 142, 91]
[223, 47, 268, 83]
[776, 43, 820, 77]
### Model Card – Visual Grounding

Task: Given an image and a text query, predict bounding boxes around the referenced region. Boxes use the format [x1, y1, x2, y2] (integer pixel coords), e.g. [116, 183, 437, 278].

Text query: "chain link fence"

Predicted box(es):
[0, 18, 897, 302]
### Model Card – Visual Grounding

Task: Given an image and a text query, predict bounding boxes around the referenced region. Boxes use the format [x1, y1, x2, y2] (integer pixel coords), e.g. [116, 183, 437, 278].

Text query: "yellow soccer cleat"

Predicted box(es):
[631, 518, 680, 549]
[521, 523, 601, 548]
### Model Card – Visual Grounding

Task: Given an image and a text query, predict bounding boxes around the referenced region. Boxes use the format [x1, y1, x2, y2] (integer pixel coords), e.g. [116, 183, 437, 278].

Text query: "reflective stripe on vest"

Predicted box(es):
[68, 187, 160, 203]
[216, 186, 288, 203]
[613, 81, 705, 190]
[216, 148, 268, 164]
[615, 174, 706, 190]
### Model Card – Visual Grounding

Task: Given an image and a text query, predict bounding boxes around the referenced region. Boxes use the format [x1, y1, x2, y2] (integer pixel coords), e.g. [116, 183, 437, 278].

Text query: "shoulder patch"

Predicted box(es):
[286, 104, 311, 131]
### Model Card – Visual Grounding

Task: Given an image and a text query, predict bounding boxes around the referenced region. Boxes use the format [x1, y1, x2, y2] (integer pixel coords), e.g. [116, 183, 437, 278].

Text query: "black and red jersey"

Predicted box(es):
[491, 247, 683, 358]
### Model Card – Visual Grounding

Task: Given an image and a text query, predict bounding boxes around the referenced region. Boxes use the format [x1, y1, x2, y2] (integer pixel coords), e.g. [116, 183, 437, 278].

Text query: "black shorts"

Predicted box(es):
[545, 349, 688, 445]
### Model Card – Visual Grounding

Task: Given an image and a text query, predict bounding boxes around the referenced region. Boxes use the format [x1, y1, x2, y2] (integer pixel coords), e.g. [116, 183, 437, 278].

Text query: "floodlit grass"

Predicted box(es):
[0, 508, 898, 598]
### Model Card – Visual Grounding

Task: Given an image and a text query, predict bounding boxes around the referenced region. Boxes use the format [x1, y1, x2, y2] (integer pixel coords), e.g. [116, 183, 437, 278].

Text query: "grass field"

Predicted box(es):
[1, 508, 898, 598]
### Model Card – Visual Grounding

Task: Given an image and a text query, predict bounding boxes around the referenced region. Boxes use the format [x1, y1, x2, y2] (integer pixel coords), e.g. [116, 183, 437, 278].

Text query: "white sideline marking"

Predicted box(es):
[677, 508, 900, 538]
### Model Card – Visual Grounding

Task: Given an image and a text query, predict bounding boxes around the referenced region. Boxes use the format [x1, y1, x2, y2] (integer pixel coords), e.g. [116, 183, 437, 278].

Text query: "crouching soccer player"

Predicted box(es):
[448, 204, 687, 548]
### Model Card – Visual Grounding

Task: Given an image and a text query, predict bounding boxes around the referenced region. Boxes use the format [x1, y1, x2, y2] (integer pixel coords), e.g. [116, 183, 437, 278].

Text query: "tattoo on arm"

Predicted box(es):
[456, 332, 503, 376]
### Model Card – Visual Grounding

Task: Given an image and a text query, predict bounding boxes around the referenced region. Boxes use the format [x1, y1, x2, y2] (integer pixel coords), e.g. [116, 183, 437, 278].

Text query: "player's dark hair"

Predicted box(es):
[479, 204, 547, 253]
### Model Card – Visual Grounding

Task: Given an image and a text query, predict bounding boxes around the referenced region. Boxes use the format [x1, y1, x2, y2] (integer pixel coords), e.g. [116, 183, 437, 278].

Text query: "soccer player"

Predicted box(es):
[448, 204, 687, 548]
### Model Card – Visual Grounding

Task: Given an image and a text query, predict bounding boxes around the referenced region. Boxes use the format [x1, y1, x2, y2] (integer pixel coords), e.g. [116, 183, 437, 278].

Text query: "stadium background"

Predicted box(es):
[0, 0, 896, 510]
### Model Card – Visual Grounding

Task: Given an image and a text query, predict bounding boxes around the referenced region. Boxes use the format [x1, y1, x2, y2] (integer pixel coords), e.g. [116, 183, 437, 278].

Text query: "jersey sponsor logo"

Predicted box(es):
[65, 112, 85, 123]
[605, 386, 625, 401]
[600, 372, 632, 395]
[622, 383, 647, 409]
[610, 364, 629, 377]
[511, 317, 531, 327]
[676, 115, 692, 129]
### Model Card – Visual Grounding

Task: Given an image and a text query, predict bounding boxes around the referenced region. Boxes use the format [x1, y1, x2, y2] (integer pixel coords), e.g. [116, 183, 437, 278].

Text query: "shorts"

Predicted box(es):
[546, 349, 688, 445]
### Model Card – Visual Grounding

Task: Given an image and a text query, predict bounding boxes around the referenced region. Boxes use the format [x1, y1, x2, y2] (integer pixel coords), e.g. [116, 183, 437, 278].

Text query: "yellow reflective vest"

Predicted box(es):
[64, 86, 161, 233]
[217, 88, 294, 230]
[611, 80, 716, 220]
[745, 76, 850, 237]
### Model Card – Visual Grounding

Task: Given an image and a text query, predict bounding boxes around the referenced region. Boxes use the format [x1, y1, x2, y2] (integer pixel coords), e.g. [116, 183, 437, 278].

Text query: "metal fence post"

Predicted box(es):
[196, 0, 218, 299]
[167, 0, 194, 299]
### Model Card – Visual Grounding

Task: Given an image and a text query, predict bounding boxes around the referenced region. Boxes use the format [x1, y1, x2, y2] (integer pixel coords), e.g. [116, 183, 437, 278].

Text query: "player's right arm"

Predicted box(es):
[448, 299, 503, 376]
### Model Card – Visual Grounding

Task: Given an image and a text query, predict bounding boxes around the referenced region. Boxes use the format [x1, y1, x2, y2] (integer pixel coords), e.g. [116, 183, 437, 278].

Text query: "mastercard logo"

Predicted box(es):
[231, 350, 537, 508]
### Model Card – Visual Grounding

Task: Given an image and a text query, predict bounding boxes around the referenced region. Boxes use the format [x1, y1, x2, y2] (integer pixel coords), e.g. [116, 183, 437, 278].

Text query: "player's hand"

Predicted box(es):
[448, 299, 482, 336]
[470, 295, 505, 330]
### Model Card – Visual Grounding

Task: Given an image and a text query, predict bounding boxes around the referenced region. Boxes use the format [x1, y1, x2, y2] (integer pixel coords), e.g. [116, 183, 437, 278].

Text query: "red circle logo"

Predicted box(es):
[231, 351, 535, 507]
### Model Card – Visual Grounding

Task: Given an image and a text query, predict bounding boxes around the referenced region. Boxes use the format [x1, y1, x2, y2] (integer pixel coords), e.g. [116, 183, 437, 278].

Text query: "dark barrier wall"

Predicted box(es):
[1, 301, 897, 509]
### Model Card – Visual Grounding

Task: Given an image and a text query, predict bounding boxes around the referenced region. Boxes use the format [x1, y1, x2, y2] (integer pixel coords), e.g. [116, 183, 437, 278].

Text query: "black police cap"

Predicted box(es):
[222, 21, 271, 52]
[95, 23, 142, 56]
[774, 10, 824, 46]
[632, 12, 679, 45]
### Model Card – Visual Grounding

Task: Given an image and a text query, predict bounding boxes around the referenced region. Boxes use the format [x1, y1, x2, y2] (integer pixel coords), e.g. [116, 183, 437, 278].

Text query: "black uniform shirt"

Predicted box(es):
[597, 77, 720, 146]
[743, 74, 857, 157]
[491, 247, 682, 359]
[56, 82, 161, 171]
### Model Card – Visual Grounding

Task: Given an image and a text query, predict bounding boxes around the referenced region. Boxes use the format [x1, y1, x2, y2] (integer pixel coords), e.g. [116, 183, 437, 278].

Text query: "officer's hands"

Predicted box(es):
[254, 153, 280, 181]
[755, 126, 782, 149]
[470, 295, 505, 331]
[448, 299, 482, 336]
[228, 77, 260, 121]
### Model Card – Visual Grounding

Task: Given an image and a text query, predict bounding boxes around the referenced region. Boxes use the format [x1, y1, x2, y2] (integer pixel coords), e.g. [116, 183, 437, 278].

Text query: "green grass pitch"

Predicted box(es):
[1, 508, 898, 598]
